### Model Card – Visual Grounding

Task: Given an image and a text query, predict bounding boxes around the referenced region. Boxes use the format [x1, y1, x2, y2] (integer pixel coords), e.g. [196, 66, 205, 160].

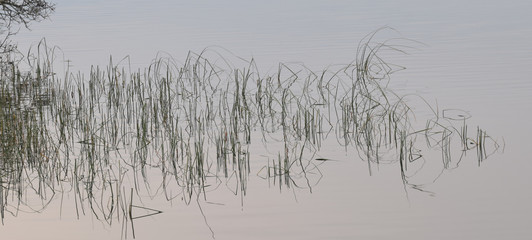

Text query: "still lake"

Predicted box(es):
[3, 0, 532, 239]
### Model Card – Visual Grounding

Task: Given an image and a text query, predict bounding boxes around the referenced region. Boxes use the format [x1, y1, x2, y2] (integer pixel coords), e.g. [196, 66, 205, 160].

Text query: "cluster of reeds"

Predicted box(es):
[0, 30, 502, 227]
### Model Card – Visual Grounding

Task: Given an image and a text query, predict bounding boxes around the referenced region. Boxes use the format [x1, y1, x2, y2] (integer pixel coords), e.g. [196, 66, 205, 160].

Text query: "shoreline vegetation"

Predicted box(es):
[0, 28, 502, 235]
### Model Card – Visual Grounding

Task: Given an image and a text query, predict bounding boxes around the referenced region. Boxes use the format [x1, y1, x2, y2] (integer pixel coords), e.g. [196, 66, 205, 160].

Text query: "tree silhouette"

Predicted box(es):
[0, 0, 55, 54]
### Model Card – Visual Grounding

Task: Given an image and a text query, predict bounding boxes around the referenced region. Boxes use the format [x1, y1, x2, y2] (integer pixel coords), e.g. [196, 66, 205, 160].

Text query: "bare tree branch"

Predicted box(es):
[0, 0, 55, 59]
[1, 0, 55, 27]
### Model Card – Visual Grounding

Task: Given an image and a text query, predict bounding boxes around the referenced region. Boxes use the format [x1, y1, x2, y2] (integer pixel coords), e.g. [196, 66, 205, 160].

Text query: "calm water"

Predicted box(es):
[4, 0, 532, 239]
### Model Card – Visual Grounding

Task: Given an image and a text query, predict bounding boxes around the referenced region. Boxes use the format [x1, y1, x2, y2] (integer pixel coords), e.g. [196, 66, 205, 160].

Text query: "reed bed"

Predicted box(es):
[0, 30, 502, 227]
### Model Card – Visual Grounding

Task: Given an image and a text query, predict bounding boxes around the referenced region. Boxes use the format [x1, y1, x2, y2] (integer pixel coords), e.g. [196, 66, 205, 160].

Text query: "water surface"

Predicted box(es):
[3, 0, 532, 239]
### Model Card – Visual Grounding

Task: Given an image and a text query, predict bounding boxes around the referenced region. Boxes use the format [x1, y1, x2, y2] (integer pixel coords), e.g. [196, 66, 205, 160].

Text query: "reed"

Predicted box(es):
[0, 29, 502, 230]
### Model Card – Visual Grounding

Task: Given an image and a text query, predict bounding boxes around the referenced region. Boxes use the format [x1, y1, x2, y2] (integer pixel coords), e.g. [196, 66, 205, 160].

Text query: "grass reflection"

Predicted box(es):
[0, 29, 502, 228]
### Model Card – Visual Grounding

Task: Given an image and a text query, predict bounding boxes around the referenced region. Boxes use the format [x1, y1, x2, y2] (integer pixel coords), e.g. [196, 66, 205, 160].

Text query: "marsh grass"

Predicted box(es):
[0, 29, 502, 231]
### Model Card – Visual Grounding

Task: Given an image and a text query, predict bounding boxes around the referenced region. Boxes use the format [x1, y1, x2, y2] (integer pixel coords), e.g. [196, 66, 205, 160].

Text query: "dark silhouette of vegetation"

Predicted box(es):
[0, 0, 55, 54]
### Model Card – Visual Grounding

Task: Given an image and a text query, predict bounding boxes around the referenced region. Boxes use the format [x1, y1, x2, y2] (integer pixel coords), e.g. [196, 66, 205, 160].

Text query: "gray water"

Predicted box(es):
[3, 0, 532, 239]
